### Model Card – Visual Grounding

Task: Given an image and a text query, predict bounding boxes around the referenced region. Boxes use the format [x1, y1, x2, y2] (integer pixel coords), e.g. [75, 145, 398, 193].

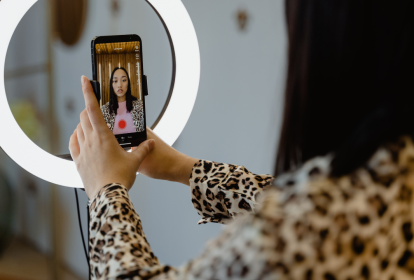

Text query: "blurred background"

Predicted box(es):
[0, 0, 286, 279]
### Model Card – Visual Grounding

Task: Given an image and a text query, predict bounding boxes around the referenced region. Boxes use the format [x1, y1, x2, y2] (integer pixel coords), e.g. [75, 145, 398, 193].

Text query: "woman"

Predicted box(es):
[70, 0, 414, 279]
[101, 67, 145, 134]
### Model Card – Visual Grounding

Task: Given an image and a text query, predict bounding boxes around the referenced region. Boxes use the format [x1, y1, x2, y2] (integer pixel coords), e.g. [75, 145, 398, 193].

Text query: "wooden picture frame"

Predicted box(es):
[54, 0, 87, 46]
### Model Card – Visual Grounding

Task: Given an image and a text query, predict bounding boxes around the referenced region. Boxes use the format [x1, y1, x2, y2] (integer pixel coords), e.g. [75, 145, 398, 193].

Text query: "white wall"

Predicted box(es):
[4, 0, 287, 278]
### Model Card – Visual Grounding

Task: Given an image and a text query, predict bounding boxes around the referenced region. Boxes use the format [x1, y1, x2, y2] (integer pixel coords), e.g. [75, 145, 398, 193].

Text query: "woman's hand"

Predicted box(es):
[69, 76, 155, 200]
[133, 128, 199, 186]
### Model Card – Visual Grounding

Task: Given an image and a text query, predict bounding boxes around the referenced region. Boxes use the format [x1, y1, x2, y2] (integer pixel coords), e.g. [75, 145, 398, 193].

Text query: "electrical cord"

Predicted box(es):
[87, 202, 90, 280]
[75, 188, 91, 279]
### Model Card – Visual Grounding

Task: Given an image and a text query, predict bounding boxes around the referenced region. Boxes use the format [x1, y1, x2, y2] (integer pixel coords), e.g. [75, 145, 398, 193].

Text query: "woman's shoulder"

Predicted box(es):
[274, 154, 332, 190]
[132, 99, 143, 108]
[249, 138, 414, 279]
[273, 136, 414, 204]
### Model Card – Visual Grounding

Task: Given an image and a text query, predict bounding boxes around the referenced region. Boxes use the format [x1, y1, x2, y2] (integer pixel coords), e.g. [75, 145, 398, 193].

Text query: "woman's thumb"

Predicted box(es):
[132, 139, 155, 162]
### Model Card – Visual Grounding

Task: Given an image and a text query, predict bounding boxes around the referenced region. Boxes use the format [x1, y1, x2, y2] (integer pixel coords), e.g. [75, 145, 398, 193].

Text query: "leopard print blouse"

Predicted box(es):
[89, 136, 414, 279]
[100, 100, 145, 132]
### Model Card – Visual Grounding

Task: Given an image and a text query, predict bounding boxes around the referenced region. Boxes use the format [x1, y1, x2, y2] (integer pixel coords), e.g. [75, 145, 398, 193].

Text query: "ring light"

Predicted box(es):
[0, 0, 200, 188]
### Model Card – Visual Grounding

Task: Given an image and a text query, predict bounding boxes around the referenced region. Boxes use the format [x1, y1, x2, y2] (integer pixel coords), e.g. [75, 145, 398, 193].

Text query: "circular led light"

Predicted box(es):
[0, 0, 200, 188]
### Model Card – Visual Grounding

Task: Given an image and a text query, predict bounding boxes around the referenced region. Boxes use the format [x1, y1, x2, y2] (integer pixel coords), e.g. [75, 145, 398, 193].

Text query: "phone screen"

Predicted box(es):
[93, 39, 146, 148]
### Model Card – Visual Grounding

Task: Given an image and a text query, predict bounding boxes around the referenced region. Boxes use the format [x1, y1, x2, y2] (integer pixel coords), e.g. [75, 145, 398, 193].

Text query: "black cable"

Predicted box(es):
[74, 189, 89, 263]
[87, 203, 91, 280]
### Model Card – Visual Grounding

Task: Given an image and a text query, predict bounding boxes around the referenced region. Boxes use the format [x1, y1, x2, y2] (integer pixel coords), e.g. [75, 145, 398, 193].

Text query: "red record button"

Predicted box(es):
[118, 119, 126, 129]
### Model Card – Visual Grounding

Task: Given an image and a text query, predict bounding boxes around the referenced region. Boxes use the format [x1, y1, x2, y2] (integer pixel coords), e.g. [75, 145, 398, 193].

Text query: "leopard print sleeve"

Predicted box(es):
[189, 160, 275, 225]
[89, 183, 177, 280]
[87, 183, 305, 280]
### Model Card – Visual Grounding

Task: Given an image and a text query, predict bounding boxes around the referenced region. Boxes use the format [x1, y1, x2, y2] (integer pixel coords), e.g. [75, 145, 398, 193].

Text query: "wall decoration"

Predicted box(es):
[111, 0, 120, 17]
[65, 97, 75, 114]
[236, 9, 249, 31]
[54, 0, 87, 46]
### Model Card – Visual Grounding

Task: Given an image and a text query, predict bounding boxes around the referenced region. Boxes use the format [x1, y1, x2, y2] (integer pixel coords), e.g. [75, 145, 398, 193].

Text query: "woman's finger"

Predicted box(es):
[81, 76, 107, 132]
[80, 109, 93, 135]
[69, 129, 80, 161]
[77, 123, 85, 145]
[131, 139, 155, 164]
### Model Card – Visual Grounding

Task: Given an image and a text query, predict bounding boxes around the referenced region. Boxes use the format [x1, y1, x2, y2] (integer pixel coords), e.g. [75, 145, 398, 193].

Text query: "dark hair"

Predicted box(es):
[275, 0, 414, 177]
[109, 67, 137, 115]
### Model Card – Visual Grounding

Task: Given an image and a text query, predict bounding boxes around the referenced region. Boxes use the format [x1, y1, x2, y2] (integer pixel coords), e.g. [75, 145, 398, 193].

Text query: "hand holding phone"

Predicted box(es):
[69, 76, 154, 199]
[58, 34, 148, 161]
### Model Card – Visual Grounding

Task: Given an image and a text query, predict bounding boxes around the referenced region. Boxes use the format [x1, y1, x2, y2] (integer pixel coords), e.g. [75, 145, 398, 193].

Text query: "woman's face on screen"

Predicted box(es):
[112, 69, 129, 98]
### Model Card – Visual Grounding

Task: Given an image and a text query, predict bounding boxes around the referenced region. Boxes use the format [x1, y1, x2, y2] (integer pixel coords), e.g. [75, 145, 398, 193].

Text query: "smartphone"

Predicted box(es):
[91, 34, 147, 149]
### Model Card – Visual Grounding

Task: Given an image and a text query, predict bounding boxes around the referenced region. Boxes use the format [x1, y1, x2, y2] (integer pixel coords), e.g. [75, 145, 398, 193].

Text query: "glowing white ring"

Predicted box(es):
[0, 0, 200, 188]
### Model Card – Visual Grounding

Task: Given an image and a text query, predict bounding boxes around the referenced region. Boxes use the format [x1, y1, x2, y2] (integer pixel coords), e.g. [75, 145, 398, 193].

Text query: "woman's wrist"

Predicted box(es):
[136, 127, 198, 185]
[86, 178, 132, 200]
[170, 154, 199, 186]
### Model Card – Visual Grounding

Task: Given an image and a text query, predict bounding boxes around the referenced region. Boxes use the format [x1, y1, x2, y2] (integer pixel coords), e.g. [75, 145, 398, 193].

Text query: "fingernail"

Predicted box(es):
[148, 139, 155, 149]
[81, 75, 87, 85]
